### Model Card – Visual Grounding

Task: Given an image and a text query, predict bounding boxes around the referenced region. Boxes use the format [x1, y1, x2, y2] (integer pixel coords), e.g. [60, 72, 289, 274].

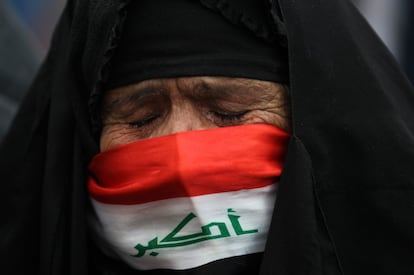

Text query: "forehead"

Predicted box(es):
[103, 76, 285, 103]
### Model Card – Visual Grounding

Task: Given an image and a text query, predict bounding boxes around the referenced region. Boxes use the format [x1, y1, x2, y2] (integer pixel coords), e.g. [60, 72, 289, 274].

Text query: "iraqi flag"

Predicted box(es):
[88, 124, 289, 271]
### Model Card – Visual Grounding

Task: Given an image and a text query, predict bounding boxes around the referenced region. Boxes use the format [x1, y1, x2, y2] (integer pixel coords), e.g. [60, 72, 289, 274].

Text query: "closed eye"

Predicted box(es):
[213, 110, 249, 121]
[127, 115, 160, 128]
[206, 110, 251, 127]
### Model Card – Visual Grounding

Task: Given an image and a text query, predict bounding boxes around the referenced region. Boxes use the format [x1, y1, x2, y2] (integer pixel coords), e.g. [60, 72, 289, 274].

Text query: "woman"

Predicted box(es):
[1, 0, 413, 274]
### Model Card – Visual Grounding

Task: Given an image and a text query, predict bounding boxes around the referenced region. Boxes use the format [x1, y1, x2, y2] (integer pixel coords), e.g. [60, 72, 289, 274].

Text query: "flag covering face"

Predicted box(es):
[88, 124, 290, 270]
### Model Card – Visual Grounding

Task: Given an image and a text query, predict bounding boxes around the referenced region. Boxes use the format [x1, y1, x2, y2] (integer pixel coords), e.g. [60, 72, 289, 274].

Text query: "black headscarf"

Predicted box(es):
[103, 0, 288, 90]
[1, 0, 414, 275]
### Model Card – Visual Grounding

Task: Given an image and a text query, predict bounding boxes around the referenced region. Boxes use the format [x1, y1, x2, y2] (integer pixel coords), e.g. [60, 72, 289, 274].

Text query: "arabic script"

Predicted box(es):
[131, 208, 258, 257]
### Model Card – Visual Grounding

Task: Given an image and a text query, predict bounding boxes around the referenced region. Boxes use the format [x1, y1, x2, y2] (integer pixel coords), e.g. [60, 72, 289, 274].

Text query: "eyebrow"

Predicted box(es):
[189, 81, 270, 104]
[102, 83, 168, 118]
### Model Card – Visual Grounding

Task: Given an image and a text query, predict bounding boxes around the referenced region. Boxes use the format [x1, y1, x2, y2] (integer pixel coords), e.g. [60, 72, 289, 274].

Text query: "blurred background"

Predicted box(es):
[6, 0, 66, 58]
[0, 0, 413, 140]
[353, 0, 414, 83]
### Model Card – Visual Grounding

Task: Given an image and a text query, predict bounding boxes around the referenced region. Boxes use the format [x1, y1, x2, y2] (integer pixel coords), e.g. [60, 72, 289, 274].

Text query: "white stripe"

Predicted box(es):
[91, 184, 277, 270]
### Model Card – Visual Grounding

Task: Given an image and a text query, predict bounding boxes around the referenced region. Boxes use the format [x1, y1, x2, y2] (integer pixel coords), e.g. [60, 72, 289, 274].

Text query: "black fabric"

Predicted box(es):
[105, 0, 288, 90]
[94, 250, 263, 275]
[1, 0, 414, 274]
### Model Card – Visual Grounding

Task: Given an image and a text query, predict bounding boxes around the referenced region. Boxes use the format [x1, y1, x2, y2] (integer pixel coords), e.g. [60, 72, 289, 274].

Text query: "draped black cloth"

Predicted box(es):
[1, 0, 414, 274]
[104, 0, 289, 90]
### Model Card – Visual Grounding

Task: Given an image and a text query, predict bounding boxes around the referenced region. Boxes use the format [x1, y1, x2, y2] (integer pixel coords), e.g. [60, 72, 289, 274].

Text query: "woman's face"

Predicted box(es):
[100, 76, 291, 151]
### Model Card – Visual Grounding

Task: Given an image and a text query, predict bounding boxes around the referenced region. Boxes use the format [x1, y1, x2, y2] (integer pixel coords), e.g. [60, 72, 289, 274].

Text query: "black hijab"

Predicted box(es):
[103, 0, 289, 90]
[1, 0, 414, 274]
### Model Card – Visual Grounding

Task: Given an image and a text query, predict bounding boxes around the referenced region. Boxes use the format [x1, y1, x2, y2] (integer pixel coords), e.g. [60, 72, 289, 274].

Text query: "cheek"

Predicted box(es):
[100, 125, 142, 151]
[247, 109, 291, 133]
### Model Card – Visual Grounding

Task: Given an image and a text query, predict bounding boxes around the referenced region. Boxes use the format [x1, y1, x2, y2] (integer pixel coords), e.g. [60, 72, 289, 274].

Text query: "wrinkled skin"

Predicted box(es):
[100, 76, 290, 151]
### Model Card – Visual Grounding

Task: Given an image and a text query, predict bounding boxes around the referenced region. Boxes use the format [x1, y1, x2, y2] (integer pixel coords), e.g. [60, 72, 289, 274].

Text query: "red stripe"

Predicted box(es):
[88, 124, 289, 205]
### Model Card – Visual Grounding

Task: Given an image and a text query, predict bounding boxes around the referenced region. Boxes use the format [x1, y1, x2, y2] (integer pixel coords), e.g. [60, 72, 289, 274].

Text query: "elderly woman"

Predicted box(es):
[1, 0, 413, 274]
